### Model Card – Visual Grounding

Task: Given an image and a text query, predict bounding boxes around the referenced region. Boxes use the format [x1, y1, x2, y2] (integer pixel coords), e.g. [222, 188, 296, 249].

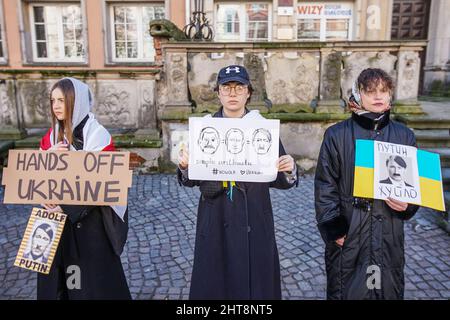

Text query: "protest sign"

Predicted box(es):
[354, 139, 445, 211]
[14, 208, 66, 274]
[188, 117, 280, 182]
[2, 150, 132, 206]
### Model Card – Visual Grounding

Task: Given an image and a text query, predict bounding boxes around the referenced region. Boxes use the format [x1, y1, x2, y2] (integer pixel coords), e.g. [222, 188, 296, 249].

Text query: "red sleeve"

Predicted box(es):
[40, 128, 52, 151]
[102, 137, 116, 151]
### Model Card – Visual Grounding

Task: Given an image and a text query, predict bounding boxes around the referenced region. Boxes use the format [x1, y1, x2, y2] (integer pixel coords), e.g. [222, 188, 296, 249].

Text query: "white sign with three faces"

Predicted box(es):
[188, 117, 280, 182]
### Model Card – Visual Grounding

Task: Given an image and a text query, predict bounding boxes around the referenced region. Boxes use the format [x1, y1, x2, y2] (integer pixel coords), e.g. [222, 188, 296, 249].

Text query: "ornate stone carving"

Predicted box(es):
[396, 51, 420, 101]
[0, 82, 16, 127]
[95, 85, 132, 126]
[341, 51, 397, 100]
[166, 52, 190, 108]
[264, 52, 318, 112]
[188, 52, 239, 112]
[19, 81, 51, 127]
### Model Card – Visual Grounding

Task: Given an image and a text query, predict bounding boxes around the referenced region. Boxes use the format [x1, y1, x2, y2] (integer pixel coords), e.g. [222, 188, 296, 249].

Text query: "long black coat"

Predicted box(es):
[314, 111, 419, 300]
[37, 205, 131, 300]
[178, 109, 297, 300]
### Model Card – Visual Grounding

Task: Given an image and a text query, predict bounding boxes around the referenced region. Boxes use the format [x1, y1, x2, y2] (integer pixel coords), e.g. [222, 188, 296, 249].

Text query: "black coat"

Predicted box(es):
[178, 109, 297, 300]
[37, 205, 131, 300]
[314, 111, 419, 300]
[37, 117, 130, 300]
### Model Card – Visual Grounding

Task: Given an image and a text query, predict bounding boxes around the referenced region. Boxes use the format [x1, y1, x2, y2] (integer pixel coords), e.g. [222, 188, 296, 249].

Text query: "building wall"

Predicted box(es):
[424, 0, 450, 93]
[0, 0, 181, 70]
[197, 0, 393, 42]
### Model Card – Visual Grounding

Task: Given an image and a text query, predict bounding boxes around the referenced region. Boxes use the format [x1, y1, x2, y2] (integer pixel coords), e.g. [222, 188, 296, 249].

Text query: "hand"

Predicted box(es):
[335, 235, 346, 247]
[178, 144, 189, 170]
[49, 141, 69, 151]
[41, 204, 62, 213]
[385, 197, 408, 212]
[276, 155, 295, 173]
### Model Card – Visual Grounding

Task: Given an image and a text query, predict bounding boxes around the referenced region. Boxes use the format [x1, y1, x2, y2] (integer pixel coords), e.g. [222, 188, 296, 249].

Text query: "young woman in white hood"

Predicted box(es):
[39, 77, 131, 300]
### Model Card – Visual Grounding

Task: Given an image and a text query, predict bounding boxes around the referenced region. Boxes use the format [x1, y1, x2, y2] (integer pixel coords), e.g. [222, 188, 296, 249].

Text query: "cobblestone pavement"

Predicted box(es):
[1, 174, 449, 300]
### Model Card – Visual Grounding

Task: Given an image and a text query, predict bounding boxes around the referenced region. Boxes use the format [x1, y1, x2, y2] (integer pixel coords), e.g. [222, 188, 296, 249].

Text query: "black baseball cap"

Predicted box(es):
[217, 65, 250, 86]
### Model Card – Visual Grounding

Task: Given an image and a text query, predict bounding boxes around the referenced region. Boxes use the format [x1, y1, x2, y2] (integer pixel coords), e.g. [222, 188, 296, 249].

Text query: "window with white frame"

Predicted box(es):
[296, 2, 353, 41]
[29, 4, 85, 62]
[216, 3, 271, 42]
[110, 4, 165, 62]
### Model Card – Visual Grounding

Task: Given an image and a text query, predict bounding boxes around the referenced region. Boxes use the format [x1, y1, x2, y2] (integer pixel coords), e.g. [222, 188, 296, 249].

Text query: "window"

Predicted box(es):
[296, 2, 353, 41]
[0, 20, 4, 59]
[297, 19, 321, 40]
[0, 1, 6, 61]
[246, 4, 269, 41]
[110, 4, 165, 62]
[30, 4, 85, 62]
[216, 3, 271, 42]
[325, 19, 349, 40]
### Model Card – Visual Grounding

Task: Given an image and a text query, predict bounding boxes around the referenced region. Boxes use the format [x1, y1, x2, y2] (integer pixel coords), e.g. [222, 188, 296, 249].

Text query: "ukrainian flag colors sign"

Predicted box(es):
[354, 139, 445, 212]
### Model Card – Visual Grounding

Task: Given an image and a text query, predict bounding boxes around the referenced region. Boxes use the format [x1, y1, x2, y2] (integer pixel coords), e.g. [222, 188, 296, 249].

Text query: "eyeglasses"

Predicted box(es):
[219, 84, 248, 96]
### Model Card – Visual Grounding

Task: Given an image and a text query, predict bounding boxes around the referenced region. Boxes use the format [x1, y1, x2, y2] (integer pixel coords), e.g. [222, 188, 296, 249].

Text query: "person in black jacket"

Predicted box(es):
[314, 68, 419, 300]
[38, 78, 131, 300]
[178, 65, 298, 300]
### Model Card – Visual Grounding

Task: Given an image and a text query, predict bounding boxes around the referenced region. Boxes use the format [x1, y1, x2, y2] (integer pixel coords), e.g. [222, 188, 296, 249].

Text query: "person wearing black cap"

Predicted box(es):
[314, 68, 419, 300]
[177, 64, 298, 300]
[380, 155, 413, 187]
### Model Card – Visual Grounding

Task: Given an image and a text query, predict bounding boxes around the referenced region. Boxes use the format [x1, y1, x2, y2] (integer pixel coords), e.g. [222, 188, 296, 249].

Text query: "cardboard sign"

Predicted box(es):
[188, 117, 280, 182]
[354, 139, 445, 211]
[2, 150, 132, 206]
[14, 208, 67, 274]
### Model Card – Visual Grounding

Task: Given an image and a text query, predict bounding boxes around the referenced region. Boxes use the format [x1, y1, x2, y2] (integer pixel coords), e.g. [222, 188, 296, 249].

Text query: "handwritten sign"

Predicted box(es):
[374, 141, 421, 204]
[1, 150, 132, 206]
[14, 208, 66, 274]
[188, 117, 280, 182]
[354, 139, 445, 211]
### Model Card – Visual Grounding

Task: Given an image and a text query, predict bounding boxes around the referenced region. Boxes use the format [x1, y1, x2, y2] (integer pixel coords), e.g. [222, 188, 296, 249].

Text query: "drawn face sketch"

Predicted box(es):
[30, 224, 53, 259]
[198, 127, 220, 154]
[252, 128, 272, 155]
[387, 156, 407, 183]
[226, 128, 245, 154]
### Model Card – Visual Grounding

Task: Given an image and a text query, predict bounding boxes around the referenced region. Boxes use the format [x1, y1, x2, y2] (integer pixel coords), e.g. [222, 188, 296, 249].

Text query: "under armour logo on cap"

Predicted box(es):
[225, 66, 240, 74]
[217, 65, 250, 86]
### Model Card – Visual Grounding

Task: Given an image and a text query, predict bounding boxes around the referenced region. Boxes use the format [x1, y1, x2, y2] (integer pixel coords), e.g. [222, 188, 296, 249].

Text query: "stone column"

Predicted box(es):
[149, 19, 192, 119]
[316, 50, 344, 114]
[135, 80, 159, 139]
[160, 50, 192, 118]
[0, 79, 26, 140]
[423, 0, 450, 93]
[244, 53, 268, 112]
[393, 49, 423, 114]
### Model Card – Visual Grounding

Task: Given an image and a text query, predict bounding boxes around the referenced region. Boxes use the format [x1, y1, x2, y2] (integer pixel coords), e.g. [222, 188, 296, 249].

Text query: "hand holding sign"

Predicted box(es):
[41, 204, 63, 213]
[385, 197, 408, 212]
[277, 155, 295, 173]
[178, 143, 189, 170]
[47, 141, 69, 151]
